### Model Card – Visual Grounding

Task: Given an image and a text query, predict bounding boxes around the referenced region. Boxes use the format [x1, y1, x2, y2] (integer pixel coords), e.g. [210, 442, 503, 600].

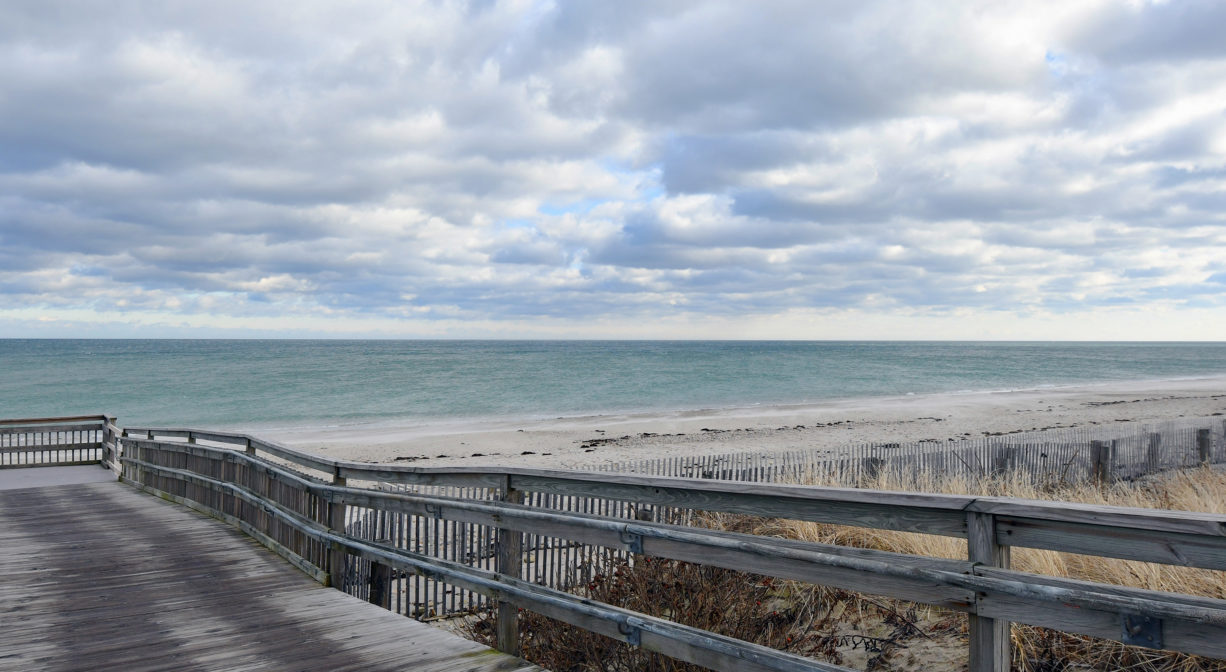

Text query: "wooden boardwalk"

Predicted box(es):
[0, 480, 542, 672]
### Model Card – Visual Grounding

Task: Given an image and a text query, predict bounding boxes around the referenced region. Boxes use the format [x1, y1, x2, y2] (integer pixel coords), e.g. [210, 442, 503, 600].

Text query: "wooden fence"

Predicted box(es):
[109, 424, 1226, 672]
[0, 415, 119, 468]
[590, 416, 1226, 488]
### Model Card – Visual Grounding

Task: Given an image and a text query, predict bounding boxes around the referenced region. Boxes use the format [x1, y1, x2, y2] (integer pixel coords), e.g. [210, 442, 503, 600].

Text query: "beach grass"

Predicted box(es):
[466, 465, 1226, 671]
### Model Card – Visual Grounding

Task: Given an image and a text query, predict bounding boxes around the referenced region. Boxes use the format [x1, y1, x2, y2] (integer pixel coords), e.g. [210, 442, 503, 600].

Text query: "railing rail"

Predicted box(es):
[125, 425, 1226, 568]
[0, 414, 117, 469]
[118, 427, 1226, 672]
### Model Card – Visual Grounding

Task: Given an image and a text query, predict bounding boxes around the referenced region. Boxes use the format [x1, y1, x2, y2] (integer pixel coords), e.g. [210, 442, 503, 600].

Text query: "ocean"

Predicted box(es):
[2, 340, 1225, 431]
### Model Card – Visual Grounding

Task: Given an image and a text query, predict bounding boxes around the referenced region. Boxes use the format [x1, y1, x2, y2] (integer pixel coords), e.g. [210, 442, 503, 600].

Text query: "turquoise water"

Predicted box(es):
[2, 340, 1225, 430]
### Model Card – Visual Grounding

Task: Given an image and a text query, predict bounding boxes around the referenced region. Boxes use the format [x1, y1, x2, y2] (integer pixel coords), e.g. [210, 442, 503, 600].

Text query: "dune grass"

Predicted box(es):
[759, 465, 1226, 670]
[467, 466, 1226, 671]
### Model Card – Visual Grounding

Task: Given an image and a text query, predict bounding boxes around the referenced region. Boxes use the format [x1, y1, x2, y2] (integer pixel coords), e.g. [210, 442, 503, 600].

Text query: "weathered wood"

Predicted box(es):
[331, 483, 977, 609]
[122, 452, 849, 672]
[130, 449, 1226, 659]
[496, 475, 525, 656]
[121, 473, 329, 583]
[330, 528, 849, 672]
[368, 561, 393, 609]
[322, 496, 1226, 666]
[0, 442, 101, 454]
[128, 426, 341, 475]
[0, 415, 107, 427]
[339, 465, 505, 488]
[509, 471, 971, 537]
[967, 497, 1226, 536]
[967, 511, 1010, 672]
[0, 459, 101, 469]
[129, 434, 1226, 567]
[328, 470, 348, 589]
[975, 568, 1226, 658]
[1147, 433, 1162, 472]
[0, 423, 103, 435]
[0, 482, 542, 672]
[1197, 429, 1211, 464]
[992, 514, 1226, 571]
[1091, 440, 1110, 486]
[115, 432, 1226, 668]
[250, 436, 337, 473]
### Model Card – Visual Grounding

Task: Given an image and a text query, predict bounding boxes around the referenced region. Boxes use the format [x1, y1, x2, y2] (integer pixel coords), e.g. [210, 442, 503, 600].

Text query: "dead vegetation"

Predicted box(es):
[464, 466, 1226, 671]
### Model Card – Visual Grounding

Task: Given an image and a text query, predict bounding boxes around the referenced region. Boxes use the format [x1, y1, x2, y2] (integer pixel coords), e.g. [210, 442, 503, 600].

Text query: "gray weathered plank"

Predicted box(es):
[0, 481, 541, 672]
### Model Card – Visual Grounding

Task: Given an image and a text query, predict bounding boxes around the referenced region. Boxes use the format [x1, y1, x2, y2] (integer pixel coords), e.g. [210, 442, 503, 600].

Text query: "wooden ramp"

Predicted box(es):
[0, 480, 542, 672]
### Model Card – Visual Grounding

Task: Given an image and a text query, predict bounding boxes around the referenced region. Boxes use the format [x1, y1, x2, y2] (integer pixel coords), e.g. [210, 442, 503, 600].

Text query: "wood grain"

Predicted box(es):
[0, 482, 542, 672]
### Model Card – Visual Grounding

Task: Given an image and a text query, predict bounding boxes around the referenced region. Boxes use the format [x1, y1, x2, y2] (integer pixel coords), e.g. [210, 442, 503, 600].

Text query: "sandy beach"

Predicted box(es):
[269, 375, 1226, 470]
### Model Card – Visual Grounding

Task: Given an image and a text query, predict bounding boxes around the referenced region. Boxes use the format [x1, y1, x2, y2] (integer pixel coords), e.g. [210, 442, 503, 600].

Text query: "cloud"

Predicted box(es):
[1, 0, 1224, 338]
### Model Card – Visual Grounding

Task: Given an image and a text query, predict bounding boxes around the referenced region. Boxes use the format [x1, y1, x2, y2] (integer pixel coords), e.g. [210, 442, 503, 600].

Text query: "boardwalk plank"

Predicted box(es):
[0, 481, 541, 672]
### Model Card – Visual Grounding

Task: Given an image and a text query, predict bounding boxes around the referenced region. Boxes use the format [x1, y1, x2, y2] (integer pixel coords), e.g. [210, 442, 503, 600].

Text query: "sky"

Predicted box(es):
[2, 1, 1225, 340]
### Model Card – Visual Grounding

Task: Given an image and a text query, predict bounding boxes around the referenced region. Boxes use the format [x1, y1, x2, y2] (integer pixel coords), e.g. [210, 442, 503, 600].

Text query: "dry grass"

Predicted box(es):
[464, 545, 944, 671]
[768, 466, 1226, 599]
[766, 465, 1226, 671]
[465, 466, 1226, 671]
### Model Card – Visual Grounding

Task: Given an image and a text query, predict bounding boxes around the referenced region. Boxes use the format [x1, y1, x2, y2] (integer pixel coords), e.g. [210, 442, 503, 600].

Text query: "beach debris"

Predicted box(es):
[580, 435, 631, 448]
[521, 451, 535, 455]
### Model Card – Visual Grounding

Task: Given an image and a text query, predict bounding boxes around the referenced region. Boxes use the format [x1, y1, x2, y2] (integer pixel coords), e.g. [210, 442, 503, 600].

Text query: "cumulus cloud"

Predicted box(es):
[1, 0, 1223, 338]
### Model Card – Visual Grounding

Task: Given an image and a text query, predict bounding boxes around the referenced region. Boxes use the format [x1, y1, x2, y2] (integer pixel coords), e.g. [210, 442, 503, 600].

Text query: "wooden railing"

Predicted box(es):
[112, 425, 1226, 672]
[0, 415, 120, 469]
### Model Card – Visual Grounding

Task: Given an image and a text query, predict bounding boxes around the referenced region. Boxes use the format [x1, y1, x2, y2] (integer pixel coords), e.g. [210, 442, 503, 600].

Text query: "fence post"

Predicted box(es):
[1197, 429, 1211, 465]
[968, 511, 1011, 672]
[1146, 433, 1162, 475]
[496, 475, 524, 656]
[1091, 440, 1112, 487]
[859, 456, 884, 486]
[328, 467, 348, 590]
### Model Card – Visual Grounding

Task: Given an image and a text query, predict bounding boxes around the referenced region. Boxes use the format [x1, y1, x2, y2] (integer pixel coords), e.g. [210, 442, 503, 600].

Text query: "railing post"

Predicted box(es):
[968, 511, 1010, 672]
[118, 429, 129, 479]
[369, 512, 393, 609]
[328, 467, 347, 590]
[1197, 429, 1211, 465]
[100, 421, 113, 467]
[496, 475, 524, 656]
[108, 417, 120, 473]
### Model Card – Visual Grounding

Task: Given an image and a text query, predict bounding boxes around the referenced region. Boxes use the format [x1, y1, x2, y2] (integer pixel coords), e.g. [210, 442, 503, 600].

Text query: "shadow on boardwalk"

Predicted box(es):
[0, 480, 541, 672]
